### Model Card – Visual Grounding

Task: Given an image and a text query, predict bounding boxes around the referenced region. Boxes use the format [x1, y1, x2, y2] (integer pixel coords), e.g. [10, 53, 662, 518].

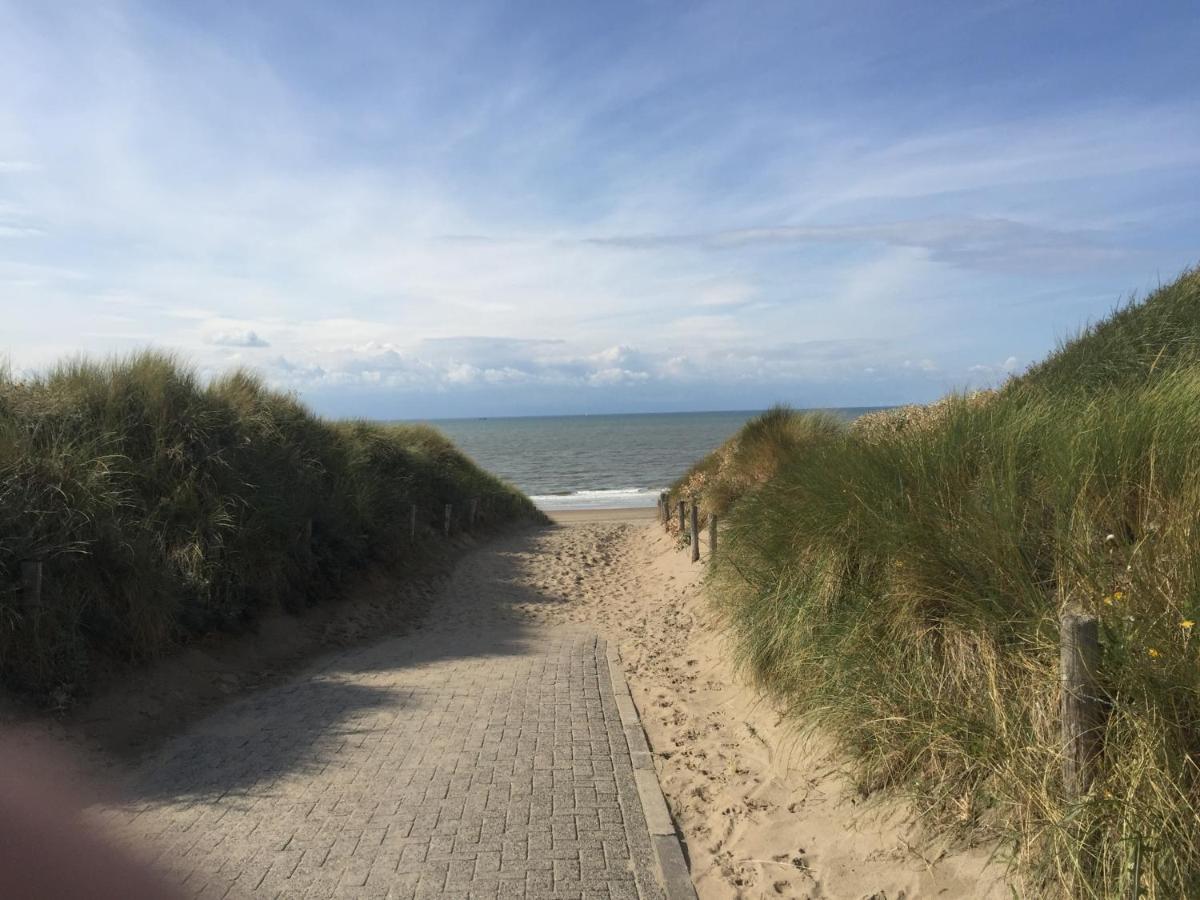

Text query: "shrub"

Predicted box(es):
[0, 353, 540, 698]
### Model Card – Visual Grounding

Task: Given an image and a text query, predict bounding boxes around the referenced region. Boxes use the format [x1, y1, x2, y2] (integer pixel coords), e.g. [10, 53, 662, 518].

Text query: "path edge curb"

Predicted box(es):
[602, 640, 699, 900]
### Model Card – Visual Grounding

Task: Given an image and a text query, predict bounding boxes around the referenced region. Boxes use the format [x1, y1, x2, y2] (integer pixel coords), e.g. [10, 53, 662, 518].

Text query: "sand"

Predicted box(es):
[6, 508, 1010, 898]
[534, 509, 1009, 899]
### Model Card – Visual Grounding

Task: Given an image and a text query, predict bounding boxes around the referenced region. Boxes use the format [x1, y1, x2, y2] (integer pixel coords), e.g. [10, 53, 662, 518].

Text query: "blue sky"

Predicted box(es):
[1, 1, 1197, 417]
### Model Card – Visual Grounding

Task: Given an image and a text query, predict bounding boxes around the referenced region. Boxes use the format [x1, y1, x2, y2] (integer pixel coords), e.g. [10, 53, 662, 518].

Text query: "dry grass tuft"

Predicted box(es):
[683, 268, 1200, 898]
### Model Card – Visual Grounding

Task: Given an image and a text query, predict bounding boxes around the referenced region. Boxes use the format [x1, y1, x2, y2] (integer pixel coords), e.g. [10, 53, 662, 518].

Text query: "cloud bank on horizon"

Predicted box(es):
[1, 0, 1197, 417]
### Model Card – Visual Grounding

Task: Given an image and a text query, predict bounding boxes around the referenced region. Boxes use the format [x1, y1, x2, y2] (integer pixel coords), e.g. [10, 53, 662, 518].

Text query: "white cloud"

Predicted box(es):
[0, 3, 1193, 414]
[903, 358, 938, 373]
[587, 368, 649, 386]
[696, 280, 755, 308]
[588, 216, 1130, 275]
[205, 330, 270, 348]
[0, 224, 43, 237]
[966, 355, 1022, 387]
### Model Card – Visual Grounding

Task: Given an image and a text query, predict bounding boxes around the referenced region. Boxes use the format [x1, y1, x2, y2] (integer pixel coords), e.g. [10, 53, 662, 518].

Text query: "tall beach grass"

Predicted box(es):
[0, 353, 540, 700]
[674, 269, 1200, 897]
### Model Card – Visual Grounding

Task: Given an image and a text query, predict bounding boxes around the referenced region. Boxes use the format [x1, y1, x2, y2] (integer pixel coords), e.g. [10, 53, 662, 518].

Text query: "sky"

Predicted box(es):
[1, 1, 1198, 418]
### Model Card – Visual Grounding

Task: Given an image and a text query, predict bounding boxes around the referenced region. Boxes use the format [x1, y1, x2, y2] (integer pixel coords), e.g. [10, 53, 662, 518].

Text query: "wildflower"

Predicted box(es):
[1114, 591, 1125, 601]
[1102, 595, 1114, 606]
[1182, 620, 1195, 632]
[1148, 648, 1160, 658]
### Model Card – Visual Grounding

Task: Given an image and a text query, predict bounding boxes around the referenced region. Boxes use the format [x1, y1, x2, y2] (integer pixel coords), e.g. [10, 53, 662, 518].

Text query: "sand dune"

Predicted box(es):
[526, 511, 1008, 899]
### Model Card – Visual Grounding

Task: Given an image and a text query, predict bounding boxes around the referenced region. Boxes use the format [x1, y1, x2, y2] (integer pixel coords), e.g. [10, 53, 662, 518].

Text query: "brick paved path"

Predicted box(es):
[91, 585, 667, 899]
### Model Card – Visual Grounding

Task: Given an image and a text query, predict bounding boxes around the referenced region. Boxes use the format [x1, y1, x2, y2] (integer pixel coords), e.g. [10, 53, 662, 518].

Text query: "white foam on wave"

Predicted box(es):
[530, 487, 663, 510]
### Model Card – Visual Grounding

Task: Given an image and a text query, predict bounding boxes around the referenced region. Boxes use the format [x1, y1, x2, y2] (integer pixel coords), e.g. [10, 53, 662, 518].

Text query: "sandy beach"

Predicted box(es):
[517, 509, 1008, 898]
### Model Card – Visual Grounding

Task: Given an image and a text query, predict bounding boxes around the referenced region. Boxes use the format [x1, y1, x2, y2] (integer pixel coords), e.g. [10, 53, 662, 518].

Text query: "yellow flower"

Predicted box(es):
[1148, 648, 1160, 658]
[1182, 620, 1195, 631]
[1102, 595, 1114, 606]
[1113, 591, 1125, 601]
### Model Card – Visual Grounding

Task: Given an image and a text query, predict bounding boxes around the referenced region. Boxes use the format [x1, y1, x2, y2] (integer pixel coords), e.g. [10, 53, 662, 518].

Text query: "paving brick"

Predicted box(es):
[90, 613, 666, 898]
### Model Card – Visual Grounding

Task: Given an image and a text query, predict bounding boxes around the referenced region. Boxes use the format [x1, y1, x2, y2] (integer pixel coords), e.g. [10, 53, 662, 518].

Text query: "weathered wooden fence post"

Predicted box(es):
[678, 500, 686, 534]
[1061, 612, 1103, 798]
[21, 560, 43, 611]
[410, 504, 418, 541]
[661, 493, 669, 529]
[708, 513, 717, 559]
[690, 503, 700, 563]
[444, 503, 452, 538]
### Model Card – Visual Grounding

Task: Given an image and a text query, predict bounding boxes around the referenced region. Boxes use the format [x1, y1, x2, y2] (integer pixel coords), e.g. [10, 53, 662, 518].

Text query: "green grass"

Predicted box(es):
[673, 268, 1200, 898]
[0, 352, 542, 699]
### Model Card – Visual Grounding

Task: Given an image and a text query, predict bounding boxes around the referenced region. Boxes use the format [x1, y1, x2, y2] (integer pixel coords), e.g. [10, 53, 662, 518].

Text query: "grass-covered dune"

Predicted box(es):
[0, 353, 541, 700]
[672, 268, 1200, 898]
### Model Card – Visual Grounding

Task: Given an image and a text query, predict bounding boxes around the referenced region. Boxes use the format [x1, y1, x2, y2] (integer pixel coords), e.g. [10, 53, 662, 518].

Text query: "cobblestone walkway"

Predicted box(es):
[91, 598, 666, 899]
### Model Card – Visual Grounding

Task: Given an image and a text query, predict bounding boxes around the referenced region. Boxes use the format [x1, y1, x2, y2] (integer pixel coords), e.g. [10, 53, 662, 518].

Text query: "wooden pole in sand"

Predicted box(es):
[1061, 612, 1103, 798]
[444, 503, 452, 538]
[678, 500, 686, 534]
[21, 560, 43, 611]
[661, 493, 669, 529]
[709, 513, 717, 559]
[410, 504, 418, 541]
[690, 503, 700, 563]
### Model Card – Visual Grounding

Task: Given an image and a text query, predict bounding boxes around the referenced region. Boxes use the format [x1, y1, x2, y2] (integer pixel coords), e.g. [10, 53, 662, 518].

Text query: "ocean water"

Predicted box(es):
[421, 409, 881, 510]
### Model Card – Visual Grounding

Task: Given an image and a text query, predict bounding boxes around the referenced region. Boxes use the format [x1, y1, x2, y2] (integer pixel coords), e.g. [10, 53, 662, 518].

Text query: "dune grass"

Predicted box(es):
[0, 353, 541, 700]
[673, 268, 1200, 897]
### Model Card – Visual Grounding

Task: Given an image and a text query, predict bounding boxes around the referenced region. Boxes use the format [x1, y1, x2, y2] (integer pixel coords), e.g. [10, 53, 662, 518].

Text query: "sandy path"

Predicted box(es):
[500, 514, 1009, 900]
[81, 529, 675, 900]
[7, 512, 1009, 899]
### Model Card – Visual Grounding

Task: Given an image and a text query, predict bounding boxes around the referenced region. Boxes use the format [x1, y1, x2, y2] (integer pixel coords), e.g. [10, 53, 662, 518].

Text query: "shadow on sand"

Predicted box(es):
[117, 521, 599, 803]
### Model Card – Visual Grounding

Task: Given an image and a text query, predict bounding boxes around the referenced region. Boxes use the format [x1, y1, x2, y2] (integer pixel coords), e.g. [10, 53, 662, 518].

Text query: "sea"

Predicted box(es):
[420, 409, 881, 511]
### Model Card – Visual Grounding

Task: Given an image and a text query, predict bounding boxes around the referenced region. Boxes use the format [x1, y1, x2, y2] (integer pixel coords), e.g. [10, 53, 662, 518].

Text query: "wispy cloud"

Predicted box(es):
[0, 1, 1196, 414]
[587, 217, 1132, 275]
[0, 224, 43, 237]
[205, 330, 270, 348]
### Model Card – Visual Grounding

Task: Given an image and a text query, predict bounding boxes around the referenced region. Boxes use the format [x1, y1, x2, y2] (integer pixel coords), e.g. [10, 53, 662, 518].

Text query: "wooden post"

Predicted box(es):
[661, 493, 670, 528]
[444, 504, 452, 538]
[469, 497, 479, 530]
[410, 504, 417, 541]
[1061, 612, 1103, 798]
[708, 513, 717, 559]
[690, 503, 700, 563]
[678, 500, 686, 534]
[21, 561, 43, 611]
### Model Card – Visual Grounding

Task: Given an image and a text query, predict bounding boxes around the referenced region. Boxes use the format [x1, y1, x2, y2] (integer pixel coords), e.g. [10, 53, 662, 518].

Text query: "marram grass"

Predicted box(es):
[673, 268, 1200, 898]
[0, 352, 541, 699]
